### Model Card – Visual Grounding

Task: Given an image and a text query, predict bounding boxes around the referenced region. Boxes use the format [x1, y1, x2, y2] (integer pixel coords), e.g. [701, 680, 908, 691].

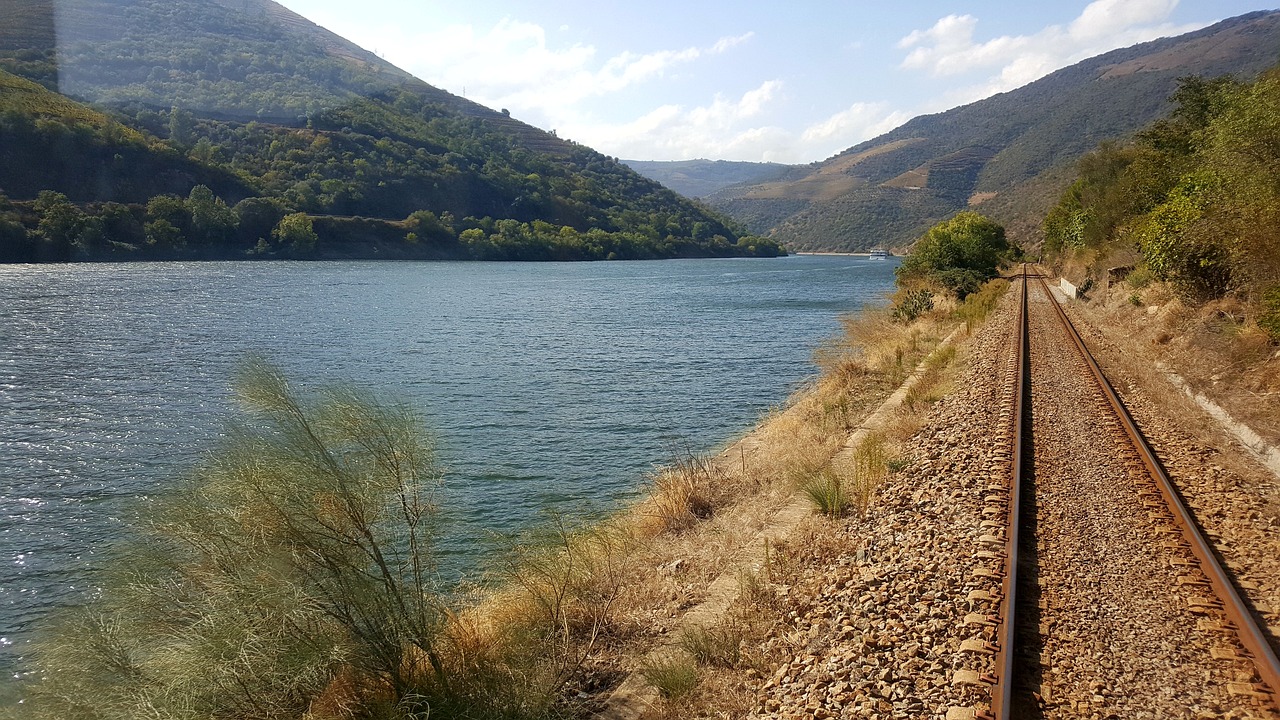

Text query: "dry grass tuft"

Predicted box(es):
[641, 453, 721, 535]
[836, 433, 890, 518]
[640, 653, 699, 699]
[678, 622, 744, 668]
[798, 467, 849, 518]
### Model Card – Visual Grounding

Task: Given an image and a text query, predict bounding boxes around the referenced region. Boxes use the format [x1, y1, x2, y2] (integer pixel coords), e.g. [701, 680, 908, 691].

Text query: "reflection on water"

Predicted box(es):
[0, 255, 898, 695]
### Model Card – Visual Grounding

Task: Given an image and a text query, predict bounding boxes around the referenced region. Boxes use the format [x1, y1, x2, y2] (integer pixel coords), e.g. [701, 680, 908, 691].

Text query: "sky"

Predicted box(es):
[277, 0, 1273, 164]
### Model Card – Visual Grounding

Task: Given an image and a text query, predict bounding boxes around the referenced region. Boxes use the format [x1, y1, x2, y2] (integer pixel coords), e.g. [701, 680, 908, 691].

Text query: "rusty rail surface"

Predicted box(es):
[1034, 272, 1280, 708]
[986, 266, 1030, 719]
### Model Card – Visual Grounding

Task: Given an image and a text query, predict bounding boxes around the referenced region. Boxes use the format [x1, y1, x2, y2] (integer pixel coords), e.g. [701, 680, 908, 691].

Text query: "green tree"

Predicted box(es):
[186, 184, 238, 245]
[1138, 74, 1244, 156]
[0, 213, 31, 261]
[146, 194, 191, 230]
[33, 190, 85, 255]
[167, 106, 195, 148]
[1134, 173, 1231, 301]
[272, 212, 317, 254]
[144, 218, 184, 250]
[897, 211, 1009, 299]
[98, 202, 145, 248]
[405, 209, 453, 240]
[234, 196, 287, 245]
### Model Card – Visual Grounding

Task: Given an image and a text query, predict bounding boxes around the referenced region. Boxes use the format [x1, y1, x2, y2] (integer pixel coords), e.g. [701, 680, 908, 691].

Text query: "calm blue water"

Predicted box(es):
[0, 255, 897, 692]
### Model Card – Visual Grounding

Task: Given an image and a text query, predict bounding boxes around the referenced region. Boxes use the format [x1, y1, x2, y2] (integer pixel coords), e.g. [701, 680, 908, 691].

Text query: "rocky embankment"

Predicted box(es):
[740, 285, 1020, 719]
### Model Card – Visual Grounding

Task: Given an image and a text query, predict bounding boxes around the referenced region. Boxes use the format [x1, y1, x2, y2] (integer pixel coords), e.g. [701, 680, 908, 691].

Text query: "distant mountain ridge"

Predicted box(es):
[703, 10, 1280, 252]
[623, 159, 795, 198]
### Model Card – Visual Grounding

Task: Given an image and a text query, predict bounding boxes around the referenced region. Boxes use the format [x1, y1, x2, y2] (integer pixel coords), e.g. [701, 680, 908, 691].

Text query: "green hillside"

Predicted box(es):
[0, 0, 779, 262]
[707, 11, 1280, 252]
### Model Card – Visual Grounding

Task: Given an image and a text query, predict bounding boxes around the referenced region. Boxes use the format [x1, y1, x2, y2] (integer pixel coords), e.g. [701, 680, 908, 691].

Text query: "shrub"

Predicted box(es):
[496, 515, 630, 683]
[891, 288, 935, 323]
[799, 467, 849, 518]
[955, 278, 1008, 332]
[18, 358, 553, 720]
[640, 654, 699, 699]
[843, 434, 888, 518]
[643, 449, 720, 534]
[1126, 264, 1153, 290]
[896, 212, 1010, 299]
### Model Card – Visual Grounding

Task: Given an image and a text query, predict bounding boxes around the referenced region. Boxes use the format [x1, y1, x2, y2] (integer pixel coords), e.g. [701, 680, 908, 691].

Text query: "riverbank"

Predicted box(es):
[428, 282, 1006, 718]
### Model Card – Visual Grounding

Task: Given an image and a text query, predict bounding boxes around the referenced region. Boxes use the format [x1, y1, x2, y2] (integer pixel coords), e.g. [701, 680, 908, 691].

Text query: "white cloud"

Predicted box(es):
[558, 82, 913, 163]
[560, 81, 799, 162]
[801, 102, 911, 154]
[1070, 0, 1180, 41]
[360, 19, 755, 130]
[898, 0, 1204, 107]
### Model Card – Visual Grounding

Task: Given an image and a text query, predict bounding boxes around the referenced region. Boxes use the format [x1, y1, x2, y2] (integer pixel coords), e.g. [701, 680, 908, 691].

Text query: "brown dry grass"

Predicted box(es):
[1079, 276, 1280, 446]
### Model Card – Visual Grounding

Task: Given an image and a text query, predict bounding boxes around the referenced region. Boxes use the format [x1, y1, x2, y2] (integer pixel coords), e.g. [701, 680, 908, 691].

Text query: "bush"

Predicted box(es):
[799, 467, 849, 518]
[640, 654, 699, 699]
[16, 358, 524, 719]
[891, 288, 934, 323]
[955, 278, 1009, 332]
[678, 624, 743, 668]
[896, 211, 1010, 299]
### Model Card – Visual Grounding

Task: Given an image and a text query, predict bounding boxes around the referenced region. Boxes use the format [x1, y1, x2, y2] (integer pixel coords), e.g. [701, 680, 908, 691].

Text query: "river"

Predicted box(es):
[0, 255, 898, 695]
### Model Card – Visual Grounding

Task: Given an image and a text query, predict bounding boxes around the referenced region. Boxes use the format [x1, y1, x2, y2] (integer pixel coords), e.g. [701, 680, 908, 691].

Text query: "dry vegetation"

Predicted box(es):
[1068, 270, 1280, 446]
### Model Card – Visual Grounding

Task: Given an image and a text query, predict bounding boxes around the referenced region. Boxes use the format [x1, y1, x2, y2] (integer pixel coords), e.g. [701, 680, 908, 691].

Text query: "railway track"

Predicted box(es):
[955, 267, 1280, 719]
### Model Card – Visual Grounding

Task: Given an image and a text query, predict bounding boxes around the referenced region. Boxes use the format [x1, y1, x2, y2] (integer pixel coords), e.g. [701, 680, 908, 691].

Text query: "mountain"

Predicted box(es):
[706, 11, 1280, 252]
[0, 0, 779, 262]
[623, 159, 795, 198]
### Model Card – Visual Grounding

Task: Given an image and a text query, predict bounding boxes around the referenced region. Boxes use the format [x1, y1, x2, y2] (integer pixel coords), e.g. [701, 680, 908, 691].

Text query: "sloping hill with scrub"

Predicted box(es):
[623, 159, 796, 198]
[707, 11, 1280, 252]
[0, 70, 251, 203]
[0, 0, 777, 262]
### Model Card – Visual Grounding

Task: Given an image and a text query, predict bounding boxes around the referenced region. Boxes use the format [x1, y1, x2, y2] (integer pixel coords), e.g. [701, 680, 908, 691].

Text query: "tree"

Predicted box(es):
[33, 190, 85, 257]
[272, 212, 317, 255]
[167, 106, 195, 148]
[234, 196, 287, 245]
[186, 184, 238, 245]
[405, 209, 453, 240]
[98, 202, 146, 248]
[896, 211, 1009, 299]
[146, 194, 190, 231]
[0, 213, 32, 262]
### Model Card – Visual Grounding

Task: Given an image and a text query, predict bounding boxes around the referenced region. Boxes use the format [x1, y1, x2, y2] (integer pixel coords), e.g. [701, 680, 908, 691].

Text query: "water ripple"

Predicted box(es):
[0, 256, 897, 689]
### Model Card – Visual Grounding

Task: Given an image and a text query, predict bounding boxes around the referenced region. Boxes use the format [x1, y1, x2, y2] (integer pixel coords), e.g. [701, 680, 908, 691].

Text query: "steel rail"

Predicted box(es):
[1035, 273, 1280, 707]
[987, 265, 1030, 719]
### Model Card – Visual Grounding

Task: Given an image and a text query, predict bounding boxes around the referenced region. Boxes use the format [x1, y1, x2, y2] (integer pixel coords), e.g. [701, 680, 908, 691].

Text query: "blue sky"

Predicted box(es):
[278, 0, 1272, 163]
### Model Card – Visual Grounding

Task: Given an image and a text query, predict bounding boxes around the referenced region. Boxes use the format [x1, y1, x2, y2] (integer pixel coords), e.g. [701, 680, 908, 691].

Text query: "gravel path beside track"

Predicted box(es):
[746, 284, 1021, 719]
[1062, 300, 1280, 650]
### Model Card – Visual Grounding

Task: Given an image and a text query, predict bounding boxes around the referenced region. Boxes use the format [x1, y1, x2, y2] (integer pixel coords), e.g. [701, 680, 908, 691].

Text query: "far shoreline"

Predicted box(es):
[793, 251, 896, 258]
